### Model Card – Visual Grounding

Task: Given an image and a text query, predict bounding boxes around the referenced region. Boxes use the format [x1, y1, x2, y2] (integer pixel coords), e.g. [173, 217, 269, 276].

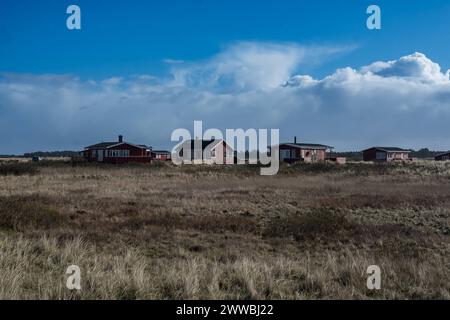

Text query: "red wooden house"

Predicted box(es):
[362, 147, 411, 162]
[278, 137, 332, 163]
[83, 135, 152, 163]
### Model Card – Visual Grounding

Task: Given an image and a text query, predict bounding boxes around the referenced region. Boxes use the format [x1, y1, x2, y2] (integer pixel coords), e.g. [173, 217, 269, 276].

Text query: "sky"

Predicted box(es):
[0, 0, 450, 153]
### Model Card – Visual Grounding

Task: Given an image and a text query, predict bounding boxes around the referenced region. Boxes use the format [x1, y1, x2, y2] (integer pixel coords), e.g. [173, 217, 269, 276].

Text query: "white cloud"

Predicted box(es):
[133, 74, 157, 81]
[360, 52, 450, 84]
[101, 77, 123, 86]
[163, 59, 185, 64]
[0, 46, 450, 154]
[168, 42, 352, 91]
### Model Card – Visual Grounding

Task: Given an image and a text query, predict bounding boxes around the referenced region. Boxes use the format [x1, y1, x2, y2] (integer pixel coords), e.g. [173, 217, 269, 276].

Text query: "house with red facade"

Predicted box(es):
[83, 135, 152, 163]
[152, 150, 172, 161]
[278, 137, 332, 163]
[362, 147, 411, 162]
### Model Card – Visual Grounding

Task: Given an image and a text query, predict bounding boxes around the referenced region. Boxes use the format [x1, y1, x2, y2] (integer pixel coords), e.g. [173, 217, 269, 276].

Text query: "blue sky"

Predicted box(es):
[1, 1, 450, 153]
[1, 0, 449, 78]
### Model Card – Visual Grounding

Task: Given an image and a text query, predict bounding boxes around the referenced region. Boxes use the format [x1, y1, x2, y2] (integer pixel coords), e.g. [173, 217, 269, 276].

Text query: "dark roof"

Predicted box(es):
[178, 139, 224, 151]
[152, 150, 171, 154]
[86, 142, 117, 149]
[279, 143, 332, 150]
[363, 147, 411, 153]
[85, 142, 149, 150]
[435, 151, 450, 157]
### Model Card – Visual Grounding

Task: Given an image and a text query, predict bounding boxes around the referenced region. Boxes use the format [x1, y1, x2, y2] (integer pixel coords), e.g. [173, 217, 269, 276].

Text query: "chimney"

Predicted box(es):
[118, 135, 123, 143]
[294, 136, 297, 144]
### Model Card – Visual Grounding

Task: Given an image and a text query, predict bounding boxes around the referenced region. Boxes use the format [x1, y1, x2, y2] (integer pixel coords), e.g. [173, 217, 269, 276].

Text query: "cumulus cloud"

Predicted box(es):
[360, 52, 449, 84]
[0, 43, 449, 154]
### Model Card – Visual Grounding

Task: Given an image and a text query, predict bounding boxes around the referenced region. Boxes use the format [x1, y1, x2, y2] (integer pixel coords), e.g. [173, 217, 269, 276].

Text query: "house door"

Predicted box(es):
[97, 150, 104, 162]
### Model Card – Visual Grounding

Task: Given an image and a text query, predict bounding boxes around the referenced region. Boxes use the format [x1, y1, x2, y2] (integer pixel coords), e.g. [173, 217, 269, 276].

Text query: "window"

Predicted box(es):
[280, 149, 291, 159]
[211, 149, 216, 157]
[108, 149, 129, 157]
[376, 152, 386, 160]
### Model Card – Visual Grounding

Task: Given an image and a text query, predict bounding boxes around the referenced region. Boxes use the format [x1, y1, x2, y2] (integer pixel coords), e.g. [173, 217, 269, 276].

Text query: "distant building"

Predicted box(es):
[435, 152, 450, 161]
[83, 135, 152, 163]
[362, 147, 411, 162]
[278, 137, 332, 163]
[173, 139, 234, 164]
[152, 150, 171, 161]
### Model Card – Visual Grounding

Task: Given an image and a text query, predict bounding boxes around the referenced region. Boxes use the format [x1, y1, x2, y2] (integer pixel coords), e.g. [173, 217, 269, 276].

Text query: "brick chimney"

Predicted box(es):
[294, 136, 297, 144]
[118, 135, 123, 143]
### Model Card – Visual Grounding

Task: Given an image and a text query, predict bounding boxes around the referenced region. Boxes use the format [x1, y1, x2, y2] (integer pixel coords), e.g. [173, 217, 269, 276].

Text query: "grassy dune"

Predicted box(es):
[0, 161, 449, 299]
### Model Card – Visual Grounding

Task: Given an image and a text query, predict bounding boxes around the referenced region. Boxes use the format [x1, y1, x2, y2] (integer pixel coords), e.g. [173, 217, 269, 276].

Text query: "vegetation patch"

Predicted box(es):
[119, 212, 259, 234]
[263, 208, 357, 241]
[0, 162, 39, 176]
[263, 207, 430, 248]
[0, 162, 448, 299]
[0, 195, 66, 231]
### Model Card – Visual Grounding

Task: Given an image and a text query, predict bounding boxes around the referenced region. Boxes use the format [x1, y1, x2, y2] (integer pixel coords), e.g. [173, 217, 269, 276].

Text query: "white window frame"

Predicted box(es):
[108, 149, 130, 157]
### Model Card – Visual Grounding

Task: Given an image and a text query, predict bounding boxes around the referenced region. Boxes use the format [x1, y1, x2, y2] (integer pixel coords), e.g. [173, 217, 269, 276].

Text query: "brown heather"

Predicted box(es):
[0, 160, 448, 299]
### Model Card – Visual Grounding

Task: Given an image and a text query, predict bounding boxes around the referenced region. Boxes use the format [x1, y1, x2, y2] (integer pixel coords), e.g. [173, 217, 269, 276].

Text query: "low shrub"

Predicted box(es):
[263, 208, 356, 241]
[0, 162, 39, 176]
[119, 212, 259, 234]
[0, 195, 66, 231]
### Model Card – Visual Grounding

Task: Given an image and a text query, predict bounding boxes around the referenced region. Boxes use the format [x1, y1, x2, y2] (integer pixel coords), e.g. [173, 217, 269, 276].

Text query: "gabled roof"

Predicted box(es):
[176, 139, 230, 151]
[279, 143, 332, 150]
[363, 147, 411, 153]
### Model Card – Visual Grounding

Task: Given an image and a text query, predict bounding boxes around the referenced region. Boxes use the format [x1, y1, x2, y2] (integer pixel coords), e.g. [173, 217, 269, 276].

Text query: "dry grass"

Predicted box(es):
[0, 161, 449, 299]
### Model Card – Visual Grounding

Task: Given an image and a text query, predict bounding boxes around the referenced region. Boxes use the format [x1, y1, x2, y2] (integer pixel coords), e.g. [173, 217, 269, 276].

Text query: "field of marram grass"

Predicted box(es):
[0, 160, 449, 299]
